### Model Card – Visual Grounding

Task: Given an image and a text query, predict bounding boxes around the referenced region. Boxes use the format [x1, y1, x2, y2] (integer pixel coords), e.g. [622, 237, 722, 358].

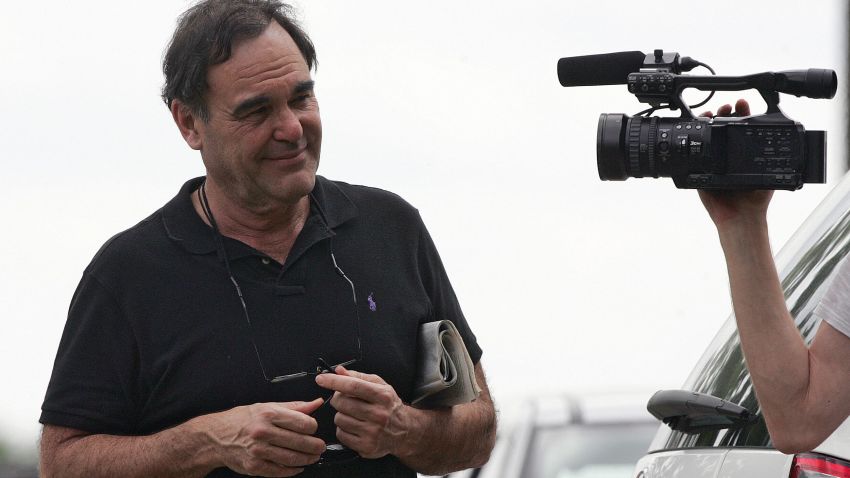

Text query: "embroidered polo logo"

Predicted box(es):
[367, 293, 377, 312]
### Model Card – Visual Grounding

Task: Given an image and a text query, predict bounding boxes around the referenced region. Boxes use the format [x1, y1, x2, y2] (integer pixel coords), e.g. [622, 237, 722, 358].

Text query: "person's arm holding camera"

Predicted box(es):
[701, 99, 850, 454]
[315, 362, 496, 476]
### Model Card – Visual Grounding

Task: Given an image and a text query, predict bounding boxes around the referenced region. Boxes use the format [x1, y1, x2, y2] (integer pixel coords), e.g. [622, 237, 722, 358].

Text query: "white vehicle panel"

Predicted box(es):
[633, 449, 727, 478]
[813, 416, 850, 460]
[717, 449, 791, 478]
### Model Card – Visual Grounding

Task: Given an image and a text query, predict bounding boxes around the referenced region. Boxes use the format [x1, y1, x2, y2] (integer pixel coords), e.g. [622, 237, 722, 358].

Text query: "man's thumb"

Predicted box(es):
[283, 397, 325, 414]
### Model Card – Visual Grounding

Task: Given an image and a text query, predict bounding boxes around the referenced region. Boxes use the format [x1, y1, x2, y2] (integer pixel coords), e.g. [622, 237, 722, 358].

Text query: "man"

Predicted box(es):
[38, 1, 496, 476]
[701, 100, 850, 454]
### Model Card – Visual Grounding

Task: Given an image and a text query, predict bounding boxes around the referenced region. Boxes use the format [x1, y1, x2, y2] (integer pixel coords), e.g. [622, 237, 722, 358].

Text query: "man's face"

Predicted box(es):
[195, 22, 321, 210]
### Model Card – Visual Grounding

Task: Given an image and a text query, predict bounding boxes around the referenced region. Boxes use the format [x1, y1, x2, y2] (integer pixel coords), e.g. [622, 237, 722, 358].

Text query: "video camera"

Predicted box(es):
[557, 50, 837, 190]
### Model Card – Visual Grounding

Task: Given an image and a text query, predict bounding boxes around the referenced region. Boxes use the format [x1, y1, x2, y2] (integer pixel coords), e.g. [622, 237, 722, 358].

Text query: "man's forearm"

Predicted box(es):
[41, 418, 219, 478]
[42, 400, 326, 478]
[394, 366, 497, 475]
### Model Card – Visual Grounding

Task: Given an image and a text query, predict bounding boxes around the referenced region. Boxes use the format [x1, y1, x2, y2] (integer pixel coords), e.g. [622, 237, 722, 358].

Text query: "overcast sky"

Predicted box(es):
[1, 0, 846, 458]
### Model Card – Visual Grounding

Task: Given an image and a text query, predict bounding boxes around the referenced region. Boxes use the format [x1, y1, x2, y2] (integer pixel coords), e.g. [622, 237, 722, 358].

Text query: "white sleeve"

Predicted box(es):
[814, 256, 850, 338]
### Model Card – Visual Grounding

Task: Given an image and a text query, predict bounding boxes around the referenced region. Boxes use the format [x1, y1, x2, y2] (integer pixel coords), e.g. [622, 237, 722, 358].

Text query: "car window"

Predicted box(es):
[522, 422, 658, 478]
[652, 173, 850, 451]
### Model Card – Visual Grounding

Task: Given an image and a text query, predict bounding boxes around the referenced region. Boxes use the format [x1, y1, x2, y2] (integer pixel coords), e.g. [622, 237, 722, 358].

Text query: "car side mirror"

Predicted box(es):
[647, 390, 757, 434]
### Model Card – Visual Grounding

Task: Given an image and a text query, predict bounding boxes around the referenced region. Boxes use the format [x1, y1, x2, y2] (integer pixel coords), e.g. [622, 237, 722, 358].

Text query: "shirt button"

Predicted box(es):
[261, 258, 271, 265]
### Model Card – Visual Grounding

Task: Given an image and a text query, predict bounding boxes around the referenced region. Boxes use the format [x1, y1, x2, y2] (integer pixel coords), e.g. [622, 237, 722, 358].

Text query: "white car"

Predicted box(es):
[445, 394, 658, 478]
[634, 172, 850, 478]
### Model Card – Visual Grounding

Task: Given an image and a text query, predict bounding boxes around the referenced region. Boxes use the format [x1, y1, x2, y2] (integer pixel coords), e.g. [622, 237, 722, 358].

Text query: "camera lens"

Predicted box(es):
[597, 114, 629, 180]
[597, 115, 690, 181]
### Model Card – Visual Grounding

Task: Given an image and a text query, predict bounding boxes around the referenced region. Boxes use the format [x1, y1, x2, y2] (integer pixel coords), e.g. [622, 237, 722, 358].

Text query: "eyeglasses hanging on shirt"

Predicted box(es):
[197, 180, 363, 384]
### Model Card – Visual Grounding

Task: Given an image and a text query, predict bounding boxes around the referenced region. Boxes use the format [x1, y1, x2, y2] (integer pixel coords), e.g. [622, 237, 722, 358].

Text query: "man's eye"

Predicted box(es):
[238, 107, 268, 121]
[293, 94, 313, 105]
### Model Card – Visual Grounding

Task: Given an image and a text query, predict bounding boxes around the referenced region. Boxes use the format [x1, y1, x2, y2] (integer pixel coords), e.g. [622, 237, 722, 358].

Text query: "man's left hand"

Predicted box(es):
[314, 366, 413, 459]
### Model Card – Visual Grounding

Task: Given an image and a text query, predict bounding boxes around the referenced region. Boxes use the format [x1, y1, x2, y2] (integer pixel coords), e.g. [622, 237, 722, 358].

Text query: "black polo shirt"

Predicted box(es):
[41, 176, 481, 477]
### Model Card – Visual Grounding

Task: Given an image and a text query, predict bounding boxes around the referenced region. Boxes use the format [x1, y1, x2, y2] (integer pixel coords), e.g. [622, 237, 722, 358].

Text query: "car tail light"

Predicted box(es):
[790, 453, 850, 478]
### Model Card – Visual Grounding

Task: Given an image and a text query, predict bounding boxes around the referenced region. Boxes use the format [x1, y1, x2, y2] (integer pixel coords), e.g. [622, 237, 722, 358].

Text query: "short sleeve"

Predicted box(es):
[40, 272, 141, 434]
[415, 215, 483, 365]
[814, 256, 850, 339]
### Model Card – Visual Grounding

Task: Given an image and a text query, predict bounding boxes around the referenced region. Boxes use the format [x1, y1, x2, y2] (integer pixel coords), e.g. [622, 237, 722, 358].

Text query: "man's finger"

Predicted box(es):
[280, 397, 325, 414]
[334, 409, 371, 433]
[734, 98, 751, 117]
[335, 427, 365, 455]
[266, 401, 324, 435]
[265, 427, 327, 455]
[716, 103, 733, 117]
[315, 372, 376, 398]
[252, 439, 322, 468]
[241, 459, 304, 478]
[330, 392, 376, 422]
[334, 366, 386, 385]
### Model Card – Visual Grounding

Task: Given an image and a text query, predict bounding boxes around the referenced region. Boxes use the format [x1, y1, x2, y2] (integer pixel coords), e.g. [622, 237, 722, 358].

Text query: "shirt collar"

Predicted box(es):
[161, 176, 359, 256]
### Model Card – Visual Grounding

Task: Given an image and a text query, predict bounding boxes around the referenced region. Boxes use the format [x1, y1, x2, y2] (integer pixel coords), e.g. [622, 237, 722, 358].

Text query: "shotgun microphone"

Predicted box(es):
[557, 51, 646, 86]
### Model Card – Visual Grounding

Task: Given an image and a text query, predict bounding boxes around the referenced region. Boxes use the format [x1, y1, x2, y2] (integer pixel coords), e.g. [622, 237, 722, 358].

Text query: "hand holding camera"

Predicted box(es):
[697, 99, 773, 228]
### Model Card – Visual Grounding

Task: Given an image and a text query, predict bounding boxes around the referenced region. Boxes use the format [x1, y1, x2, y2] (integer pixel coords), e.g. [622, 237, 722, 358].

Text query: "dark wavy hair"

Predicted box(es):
[161, 0, 317, 121]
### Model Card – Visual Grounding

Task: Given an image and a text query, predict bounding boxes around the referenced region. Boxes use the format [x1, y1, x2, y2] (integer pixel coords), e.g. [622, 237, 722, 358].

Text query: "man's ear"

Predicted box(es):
[171, 100, 203, 150]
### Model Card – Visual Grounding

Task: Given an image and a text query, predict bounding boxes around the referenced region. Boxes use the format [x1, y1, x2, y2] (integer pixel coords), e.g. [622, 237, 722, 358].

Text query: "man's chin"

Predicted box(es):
[268, 172, 317, 202]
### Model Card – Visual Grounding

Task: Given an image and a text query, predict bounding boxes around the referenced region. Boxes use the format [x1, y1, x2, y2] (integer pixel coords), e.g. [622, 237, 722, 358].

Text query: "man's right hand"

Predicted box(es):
[40, 398, 328, 478]
[697, 99, 774, 231]
[201, 398, 327, 477]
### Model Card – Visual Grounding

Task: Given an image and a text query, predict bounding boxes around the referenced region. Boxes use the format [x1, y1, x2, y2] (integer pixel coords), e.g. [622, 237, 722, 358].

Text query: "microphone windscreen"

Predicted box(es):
[558, 51, 646, 87]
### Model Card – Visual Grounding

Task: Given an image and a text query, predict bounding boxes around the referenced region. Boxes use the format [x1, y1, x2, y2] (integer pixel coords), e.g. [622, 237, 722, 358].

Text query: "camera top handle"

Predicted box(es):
[632, 69, 837, 119]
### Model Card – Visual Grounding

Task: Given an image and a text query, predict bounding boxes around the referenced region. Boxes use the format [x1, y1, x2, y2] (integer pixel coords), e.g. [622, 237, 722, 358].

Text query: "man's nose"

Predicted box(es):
[272, 106, 303, 143]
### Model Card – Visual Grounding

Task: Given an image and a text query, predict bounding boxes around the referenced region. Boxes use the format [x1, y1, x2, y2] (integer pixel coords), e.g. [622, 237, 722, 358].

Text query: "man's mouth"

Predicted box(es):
[264, 146, 306, 161]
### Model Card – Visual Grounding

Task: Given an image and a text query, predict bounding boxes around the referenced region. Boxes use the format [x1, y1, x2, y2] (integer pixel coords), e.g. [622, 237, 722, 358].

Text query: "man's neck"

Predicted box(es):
[192, 180, 311, 264]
